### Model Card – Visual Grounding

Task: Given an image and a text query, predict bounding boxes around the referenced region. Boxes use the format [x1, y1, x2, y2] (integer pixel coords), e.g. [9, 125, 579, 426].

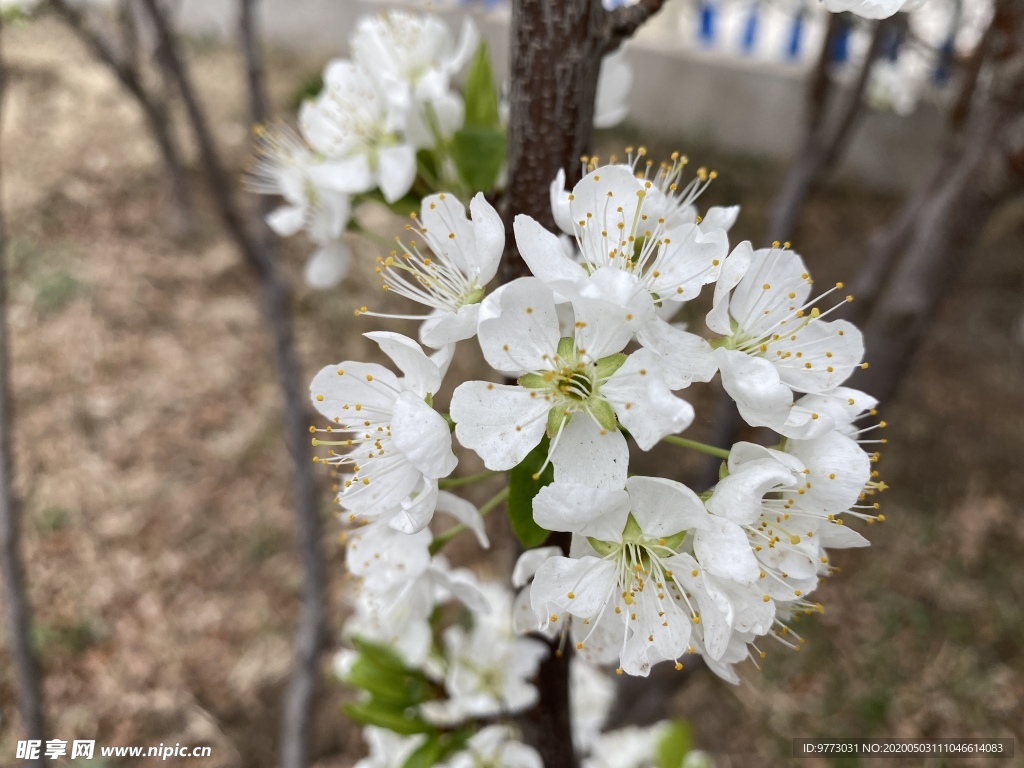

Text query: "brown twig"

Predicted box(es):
[138, 3, 328, 767]
[855, 1, 1024, 400]
[603, 0, 667, 53]
[502, 1, 666, 763]
[48, 0, 196, 235]
[767, 19, 891, 243]
[0, 19, 47, 768]
[850, 16, 999, 317]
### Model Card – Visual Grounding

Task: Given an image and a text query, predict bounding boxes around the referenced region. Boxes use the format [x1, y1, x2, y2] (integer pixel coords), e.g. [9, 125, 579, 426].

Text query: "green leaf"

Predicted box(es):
[507, 438, 555, 549]
[450, 127, 506, 196]
[402, 730, 473, 768]
[401, 735, 444, 768]
[463, 43, 501, 128]
[350, 637, 413, 675]
[343, 701, 434, 735]
[345, 659, 432, 707]
[656, 720, 694, 768]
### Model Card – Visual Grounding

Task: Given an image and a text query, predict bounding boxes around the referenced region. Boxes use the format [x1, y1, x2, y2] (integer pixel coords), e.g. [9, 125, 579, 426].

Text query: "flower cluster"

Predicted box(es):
[248, 8, 634, 292]
[309, 144, 886, 763]
[247, 10, 479, 289]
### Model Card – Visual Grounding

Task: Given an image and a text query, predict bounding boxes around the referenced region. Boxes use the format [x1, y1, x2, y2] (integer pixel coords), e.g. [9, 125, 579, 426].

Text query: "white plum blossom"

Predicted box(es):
[351, 10, 478, 149]
[421, 584, 549, 724]
[526, 164, 728, 309]
[707, 242, 865, 438]
[354, 727, 426, 768]
[707, 441, 871, 604]
[300, 60, 417, 204]
[529, 476, 732, 675]
[450, 278, 693, 479]
[363, 192, 504, 348]
[570, 659, 615, 752]
[424, 620, 548, 721]
[437, 726, 542, 768]
[580, 723, 669, 768]
[344, 556, 488, 669]
[246, 125, 353, 288]
[824, 0, 929, 19]
[310, 331, 456, 532]
[526, 164, 727, 388]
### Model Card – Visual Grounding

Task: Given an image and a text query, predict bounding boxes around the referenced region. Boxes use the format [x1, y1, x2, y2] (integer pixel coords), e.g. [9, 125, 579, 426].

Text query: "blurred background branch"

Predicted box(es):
[0, 19, 46, 768]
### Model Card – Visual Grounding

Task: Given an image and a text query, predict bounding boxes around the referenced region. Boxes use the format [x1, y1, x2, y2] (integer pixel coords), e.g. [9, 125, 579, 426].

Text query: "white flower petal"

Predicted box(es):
[533, 483, 631, 539]
[603, 349, 694, 450]
[364, 331, 442, 396]
[451, 382, 550, 471]
[693, 516, 761, 584]
[304, 240, 350, 289]
[391, 391, 457, 479]
[377, 143, 418, 203]
[477, 278, 561, 373]
[550, 415, 629, 491]
[420, 304, 480, 348]
[624, 476, 709, 536]
[513, 214, 586, 286]
[635, 317, 718, 389]
[436, 490, 489, 549]
[469, 193, 505, 284]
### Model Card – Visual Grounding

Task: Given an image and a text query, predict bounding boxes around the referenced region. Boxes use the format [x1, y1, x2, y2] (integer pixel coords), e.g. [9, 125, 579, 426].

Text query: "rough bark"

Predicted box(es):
[49, 0, 196, 235]
[0, 20, 47, 767]
[139, 4, 328, 767]
[501, 2, 664, 764]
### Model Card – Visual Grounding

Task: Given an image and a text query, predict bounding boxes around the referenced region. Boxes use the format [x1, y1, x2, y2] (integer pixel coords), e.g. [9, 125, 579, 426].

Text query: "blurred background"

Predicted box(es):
[0, 0, 1022, 765]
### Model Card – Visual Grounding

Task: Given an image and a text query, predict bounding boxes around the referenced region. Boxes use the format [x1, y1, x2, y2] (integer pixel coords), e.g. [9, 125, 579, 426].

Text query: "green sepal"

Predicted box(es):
[518, 372, 548, 389]
[546, 404, 569, 438]
[588, 399, 618, 432]
[587, 537, 618, 557]
[506, 438, 555, 549]
[622, 513, 643, 542]
[660, 530, 687, 551]
[556, 336, 577, 363]
[656, 719, 694, 768]
[718, 461, 730, 481]
[595, 353, 628, 379]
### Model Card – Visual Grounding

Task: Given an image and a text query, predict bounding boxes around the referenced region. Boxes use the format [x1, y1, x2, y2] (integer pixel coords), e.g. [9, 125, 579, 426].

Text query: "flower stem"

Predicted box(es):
[438, 470, 502, 490]
[429, 485, 509, 555]
[661, 435, 731, 459]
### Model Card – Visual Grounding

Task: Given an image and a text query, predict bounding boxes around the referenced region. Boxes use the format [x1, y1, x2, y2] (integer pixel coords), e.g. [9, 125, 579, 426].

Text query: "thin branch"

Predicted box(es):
[850, 12, 1000, 319]
[0, 19, 47, 768]
[767, 19, 890, 243]
[603, 0, 667, 53]
[138, 4, 328, 768]
[48, 0, 195, 234]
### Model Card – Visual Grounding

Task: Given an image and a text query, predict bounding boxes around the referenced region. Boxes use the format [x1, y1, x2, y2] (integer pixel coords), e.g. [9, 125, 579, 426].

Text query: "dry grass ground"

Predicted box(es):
[1, 15, 1022, 768]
